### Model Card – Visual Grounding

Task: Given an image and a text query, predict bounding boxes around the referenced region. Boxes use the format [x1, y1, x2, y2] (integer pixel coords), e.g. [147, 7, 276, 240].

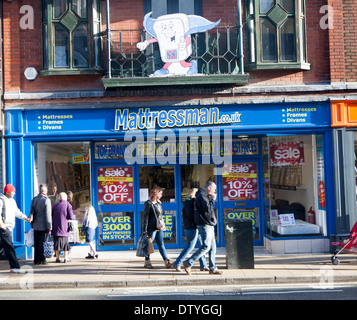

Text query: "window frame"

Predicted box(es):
[246, 0, 310, 71]
[40, 0, 103, 76]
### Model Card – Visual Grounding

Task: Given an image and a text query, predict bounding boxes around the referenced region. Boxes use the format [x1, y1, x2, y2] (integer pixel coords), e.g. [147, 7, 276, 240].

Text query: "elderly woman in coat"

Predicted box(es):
[51, 192, 74, 263]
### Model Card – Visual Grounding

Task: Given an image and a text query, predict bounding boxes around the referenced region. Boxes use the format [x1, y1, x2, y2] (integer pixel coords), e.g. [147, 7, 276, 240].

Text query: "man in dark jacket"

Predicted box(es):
[29, 184, 52, 265]
[183, 181, 223, 275]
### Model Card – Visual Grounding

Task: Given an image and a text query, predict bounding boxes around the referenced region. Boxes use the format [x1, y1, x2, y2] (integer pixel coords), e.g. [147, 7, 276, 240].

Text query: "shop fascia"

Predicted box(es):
[111, 106, 236, 168]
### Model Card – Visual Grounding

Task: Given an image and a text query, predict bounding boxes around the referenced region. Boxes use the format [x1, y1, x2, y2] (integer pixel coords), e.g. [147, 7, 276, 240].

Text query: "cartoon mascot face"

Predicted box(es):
[137, 12, 220, 76]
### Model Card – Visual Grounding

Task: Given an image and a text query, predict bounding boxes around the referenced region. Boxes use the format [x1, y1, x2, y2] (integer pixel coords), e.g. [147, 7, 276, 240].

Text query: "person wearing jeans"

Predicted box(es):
[173, 229, 207, 271]
[142, 186, 172, 269]
[145, 229, 169, 262]
[185, 224, 216, 272]
[173, 188, 207, 272]
[183, 181, 223, 275]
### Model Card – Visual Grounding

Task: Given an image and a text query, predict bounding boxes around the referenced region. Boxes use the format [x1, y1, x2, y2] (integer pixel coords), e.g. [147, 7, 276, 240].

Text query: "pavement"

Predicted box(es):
[0, 247, 357, 290]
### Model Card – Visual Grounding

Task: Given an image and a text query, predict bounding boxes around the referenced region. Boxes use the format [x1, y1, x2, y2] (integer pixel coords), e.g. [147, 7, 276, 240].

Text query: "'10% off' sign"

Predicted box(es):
[97, 167, 134, 205]
[222, 163, 258, 201]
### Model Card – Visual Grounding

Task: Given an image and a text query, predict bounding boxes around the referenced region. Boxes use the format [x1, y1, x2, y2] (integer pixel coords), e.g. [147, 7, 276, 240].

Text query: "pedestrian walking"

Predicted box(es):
[51, 192, 74, 263]
[142, 186, 172, 269]
[183, 181, 223, 275]
[82, 205, 98, 259]
[173, 188, 208, 272]
[0, 184, 31, 273]
[29, 184, 52, 265]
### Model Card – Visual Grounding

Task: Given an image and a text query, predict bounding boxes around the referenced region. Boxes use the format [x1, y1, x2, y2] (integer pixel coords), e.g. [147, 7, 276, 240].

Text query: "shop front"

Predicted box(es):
[5, 101, 335, 258]
[331, 101, 357, 241]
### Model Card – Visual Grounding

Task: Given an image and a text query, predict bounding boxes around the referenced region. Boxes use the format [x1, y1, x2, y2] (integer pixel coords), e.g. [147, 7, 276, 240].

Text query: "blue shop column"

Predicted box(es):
[5, 111, 33, 260]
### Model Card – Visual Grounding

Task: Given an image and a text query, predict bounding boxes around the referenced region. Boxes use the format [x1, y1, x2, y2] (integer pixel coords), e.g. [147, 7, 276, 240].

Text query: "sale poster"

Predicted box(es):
[222, 163, 258, 201]
[97, 167, 134, 205]
[270, 141, 304, 166]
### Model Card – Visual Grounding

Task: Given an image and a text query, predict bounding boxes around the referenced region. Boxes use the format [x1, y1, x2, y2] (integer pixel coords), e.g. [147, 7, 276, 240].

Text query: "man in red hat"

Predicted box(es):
[0, 184, 31, 273]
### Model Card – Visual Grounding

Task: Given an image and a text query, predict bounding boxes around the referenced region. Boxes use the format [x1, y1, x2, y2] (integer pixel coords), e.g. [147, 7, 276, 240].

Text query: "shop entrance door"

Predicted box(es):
[179, 164, 220, 247]
[138, 165, 179, 248]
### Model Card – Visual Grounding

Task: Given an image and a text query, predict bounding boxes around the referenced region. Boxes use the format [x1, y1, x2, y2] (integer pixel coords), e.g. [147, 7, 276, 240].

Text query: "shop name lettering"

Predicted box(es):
[115, 107, 241, 130]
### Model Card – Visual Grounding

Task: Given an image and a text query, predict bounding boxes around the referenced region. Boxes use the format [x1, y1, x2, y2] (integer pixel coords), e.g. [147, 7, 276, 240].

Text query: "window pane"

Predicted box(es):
[54, 24, 69, 67]
[152, 0, 167, 18]
[34, 142, 91, 244]
[267, 135, 325, 238]
[279, 0, 294, 13]
[260, 0, 274, 13]
[261, 18, 277, 62]
[179, 0, 195, 15]
[73, 24, 89, 67]
[72, 0, 87, 18]
[280, 17, 296, 61]
[53, 0, 67, 19]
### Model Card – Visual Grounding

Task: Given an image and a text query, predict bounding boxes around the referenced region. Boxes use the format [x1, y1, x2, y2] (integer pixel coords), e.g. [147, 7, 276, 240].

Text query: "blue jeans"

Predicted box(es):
[173, 229, 207, 269]
[145, 230, 168, 261]
[186, 225, 217, 271]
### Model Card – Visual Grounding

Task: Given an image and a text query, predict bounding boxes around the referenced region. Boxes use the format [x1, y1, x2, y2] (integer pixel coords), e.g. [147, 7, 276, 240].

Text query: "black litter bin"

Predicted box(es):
[225, 219, 254, 269]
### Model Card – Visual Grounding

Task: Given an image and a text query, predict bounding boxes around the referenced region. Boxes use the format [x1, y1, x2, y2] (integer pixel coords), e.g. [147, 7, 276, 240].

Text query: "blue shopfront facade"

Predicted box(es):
[5, 101, 335, 258]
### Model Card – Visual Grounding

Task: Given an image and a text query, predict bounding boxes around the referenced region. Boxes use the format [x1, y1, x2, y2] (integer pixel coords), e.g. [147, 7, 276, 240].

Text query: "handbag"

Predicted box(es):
[156, 218, 166, 231]
[151, 202, 166, 231]
[43, 234, 54, 258]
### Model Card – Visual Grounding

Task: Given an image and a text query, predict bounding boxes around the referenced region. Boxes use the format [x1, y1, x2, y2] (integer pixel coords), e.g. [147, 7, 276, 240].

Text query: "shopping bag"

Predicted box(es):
[136, 234, 155, 257]
[43, 234, 54, 258]
[25, 229, 34, 247]
[147, 237, 155, 255]
[136, 234, 146, 257]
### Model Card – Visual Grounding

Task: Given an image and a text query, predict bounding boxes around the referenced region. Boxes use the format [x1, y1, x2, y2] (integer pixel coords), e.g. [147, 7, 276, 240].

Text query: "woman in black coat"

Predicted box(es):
[142, 186, 172, 269]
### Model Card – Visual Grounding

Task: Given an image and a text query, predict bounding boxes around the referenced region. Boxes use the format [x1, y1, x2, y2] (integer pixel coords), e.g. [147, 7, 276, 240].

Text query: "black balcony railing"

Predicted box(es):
[103, 25, 244, 79]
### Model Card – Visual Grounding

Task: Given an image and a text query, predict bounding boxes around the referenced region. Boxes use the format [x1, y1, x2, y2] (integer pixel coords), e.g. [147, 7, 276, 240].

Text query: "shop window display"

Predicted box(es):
[34, 142, 91, 243]
[267, 135, 326, 237]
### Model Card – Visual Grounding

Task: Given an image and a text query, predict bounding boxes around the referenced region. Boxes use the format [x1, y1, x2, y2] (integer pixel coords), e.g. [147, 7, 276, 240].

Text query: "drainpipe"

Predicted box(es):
[237, 0, 244, 74]
[106, 0, 111, 78]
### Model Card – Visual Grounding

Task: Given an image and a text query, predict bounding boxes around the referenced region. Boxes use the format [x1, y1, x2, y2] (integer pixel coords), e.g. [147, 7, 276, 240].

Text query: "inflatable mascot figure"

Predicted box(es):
[137, 12, 220, 76]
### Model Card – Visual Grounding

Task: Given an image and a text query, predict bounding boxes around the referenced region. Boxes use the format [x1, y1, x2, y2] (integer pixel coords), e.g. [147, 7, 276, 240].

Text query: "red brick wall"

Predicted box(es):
[3, 0, 334, 94]
[342, 0, 357, 82]
[327, 0, 344, 82]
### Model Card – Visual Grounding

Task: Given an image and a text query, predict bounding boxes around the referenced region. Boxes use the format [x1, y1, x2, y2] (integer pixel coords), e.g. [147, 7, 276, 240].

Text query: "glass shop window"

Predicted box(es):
[267, 134, 327, 237]
[34, 142, 91, 243]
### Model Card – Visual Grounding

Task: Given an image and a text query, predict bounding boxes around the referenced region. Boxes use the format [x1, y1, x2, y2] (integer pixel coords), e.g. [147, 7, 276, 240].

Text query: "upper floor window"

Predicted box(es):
[246, 0, 310, 70]
[41, 0, 102, 76]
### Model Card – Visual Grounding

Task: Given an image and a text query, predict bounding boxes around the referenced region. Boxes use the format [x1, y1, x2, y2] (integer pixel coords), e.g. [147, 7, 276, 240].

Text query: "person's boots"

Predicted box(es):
[164, 259, 172, 268]
[144, 260, 153, 269]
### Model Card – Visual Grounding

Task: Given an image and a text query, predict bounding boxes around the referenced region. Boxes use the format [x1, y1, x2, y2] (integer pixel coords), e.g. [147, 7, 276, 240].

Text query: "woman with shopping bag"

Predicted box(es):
[141, 186, 171, 269]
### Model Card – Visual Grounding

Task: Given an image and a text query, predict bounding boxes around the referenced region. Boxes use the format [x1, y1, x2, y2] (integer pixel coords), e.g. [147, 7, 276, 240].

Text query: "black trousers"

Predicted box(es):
[34, 230, 47, 264]
[0, 228, 20, 269]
